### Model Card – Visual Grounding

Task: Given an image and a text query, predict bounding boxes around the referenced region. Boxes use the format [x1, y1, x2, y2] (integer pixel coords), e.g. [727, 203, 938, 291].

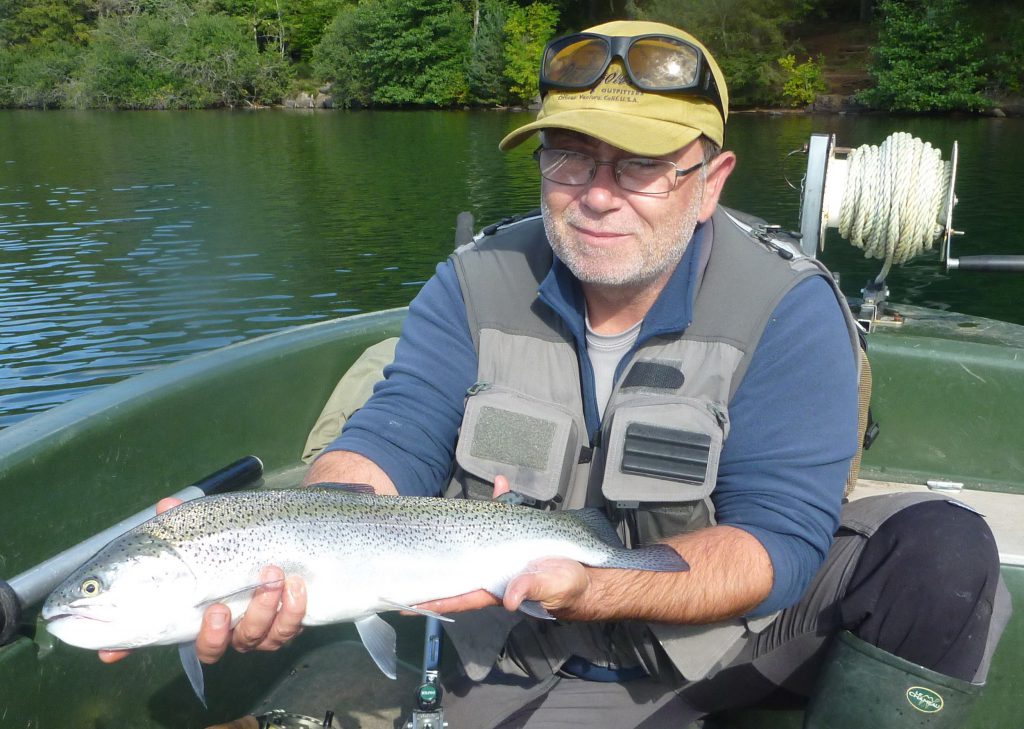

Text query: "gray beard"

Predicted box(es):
[541, 185, 704, 289]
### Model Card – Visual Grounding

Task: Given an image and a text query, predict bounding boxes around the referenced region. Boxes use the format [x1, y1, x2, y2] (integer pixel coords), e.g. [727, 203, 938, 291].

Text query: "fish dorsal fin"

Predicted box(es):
[178, 642, 207, 707]
[566, 508, 624, 548]
[354, 614, 397, 679]
[306, 482, 377, 494]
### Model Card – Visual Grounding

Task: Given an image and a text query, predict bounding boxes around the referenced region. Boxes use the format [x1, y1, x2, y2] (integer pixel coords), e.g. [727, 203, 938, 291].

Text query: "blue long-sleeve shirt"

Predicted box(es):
[326, 219, 860, 616]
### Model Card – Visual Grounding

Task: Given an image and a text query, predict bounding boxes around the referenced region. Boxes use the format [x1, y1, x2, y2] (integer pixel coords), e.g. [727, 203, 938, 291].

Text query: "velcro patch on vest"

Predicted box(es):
[456, 388, 581, 503]
[471, 406, 555, 471]
[621, 361, 685, 391]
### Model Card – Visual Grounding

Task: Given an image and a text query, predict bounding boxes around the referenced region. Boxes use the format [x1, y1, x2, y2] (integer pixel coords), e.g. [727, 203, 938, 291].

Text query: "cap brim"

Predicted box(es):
[499, 109, 703, 157]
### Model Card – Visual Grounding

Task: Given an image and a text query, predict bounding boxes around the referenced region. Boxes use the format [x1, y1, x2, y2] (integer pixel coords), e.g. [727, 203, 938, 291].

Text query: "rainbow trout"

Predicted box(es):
[42, 485, 688, 703]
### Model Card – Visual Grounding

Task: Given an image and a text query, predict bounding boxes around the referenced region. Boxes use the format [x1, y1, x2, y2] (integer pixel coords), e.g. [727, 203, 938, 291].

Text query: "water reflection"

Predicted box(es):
[1, 110, 1021, 427]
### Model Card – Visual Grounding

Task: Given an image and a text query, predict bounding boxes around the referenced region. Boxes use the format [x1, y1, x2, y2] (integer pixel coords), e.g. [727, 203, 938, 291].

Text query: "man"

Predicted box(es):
[106, 20, 1007, 728]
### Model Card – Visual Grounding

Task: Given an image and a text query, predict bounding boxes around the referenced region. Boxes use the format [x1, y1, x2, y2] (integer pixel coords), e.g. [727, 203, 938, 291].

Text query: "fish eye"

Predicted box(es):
[80, 578, 102, 596]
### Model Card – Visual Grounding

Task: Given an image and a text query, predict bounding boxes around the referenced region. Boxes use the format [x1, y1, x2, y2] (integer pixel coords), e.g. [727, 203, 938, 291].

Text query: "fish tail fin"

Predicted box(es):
[567, 508, 689, 572]
[604, 543, 689, 573]
[178, 642, 207, 708]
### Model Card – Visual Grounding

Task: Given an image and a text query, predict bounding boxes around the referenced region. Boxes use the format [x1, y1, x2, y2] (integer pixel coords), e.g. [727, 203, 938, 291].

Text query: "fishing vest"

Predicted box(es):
[441, 207, 863, 684]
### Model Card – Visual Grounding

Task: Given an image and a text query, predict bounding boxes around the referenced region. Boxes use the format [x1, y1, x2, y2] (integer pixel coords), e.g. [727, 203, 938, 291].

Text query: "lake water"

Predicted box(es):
[1, 110, 1022, 427]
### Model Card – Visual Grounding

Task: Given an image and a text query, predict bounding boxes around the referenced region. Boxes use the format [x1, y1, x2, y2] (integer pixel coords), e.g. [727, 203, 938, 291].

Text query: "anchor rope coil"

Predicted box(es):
[838, 132, 951, 281]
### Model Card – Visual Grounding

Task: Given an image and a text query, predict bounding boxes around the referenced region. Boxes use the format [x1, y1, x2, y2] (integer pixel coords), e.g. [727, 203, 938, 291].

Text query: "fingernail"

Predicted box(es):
[286, 578, 305, 602]
[209, 610, 228, 629]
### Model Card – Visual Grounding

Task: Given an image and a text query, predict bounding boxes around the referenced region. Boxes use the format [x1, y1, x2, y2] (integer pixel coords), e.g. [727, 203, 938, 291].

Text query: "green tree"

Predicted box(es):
[778, 53, 827, 106]
[78, 4, 291, 108]
[466, 0, 510, 105]
[0, 0, 95, 47]
[628, 0, 804, 105]
[311, 5, 365, 104]
[860, 0, 988, 111]
[313, 0, 471, 107]
[285, 0, 351, 62]
[0, 0, 94, 107]
[966, 0, 1024, 94]
[503, 1, 557, 105]
[0, 42, 84, 107]
[211, 0, 351, 62]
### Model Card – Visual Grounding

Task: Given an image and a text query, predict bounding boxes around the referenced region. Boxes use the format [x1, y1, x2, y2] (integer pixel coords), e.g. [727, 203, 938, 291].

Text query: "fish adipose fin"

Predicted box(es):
[378, 598, 454, 622]
[355, 614, 398, 679]
[178, 642, 207, 707]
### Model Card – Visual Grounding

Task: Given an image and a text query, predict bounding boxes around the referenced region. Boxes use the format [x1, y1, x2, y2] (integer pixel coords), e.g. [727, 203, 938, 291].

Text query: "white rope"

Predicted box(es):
[838, 132, 951, 281]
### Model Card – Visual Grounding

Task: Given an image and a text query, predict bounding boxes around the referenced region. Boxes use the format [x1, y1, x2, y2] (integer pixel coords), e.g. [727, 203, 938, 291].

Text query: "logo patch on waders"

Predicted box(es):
[906, 686, 944, 713]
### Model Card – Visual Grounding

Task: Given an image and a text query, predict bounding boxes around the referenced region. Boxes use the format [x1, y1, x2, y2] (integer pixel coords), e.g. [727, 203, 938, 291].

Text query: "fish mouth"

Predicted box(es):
[43, 612, 123, 650]
[43, 611, 111, 625]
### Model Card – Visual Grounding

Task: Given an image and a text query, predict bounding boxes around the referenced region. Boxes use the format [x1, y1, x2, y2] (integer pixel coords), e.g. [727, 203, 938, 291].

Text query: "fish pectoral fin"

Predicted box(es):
[195, 578, 285, 609]
[517, 600, 555, 620]
[178, 642, 207, 708]
[354, 614, 398, 680]
[378, 598, 455, 623]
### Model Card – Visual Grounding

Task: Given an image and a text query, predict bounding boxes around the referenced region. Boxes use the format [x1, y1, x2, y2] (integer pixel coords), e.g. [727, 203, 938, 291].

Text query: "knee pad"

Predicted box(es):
[841, 500, 1000, 680]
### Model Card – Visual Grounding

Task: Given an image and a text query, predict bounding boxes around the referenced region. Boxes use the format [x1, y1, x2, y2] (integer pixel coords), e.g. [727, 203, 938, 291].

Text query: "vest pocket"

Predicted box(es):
[602, 398, 728, 506]
[600, 399, 728, 545]
[455, 386, 582, 504]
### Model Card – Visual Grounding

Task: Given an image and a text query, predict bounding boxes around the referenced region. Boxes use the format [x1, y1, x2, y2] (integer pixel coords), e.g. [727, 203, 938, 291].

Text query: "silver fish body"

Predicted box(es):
[42, 487, 687, 680]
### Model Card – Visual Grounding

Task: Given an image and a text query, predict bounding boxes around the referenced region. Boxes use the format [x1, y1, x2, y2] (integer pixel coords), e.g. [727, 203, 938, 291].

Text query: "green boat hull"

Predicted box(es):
[0, 305, 1020, 728]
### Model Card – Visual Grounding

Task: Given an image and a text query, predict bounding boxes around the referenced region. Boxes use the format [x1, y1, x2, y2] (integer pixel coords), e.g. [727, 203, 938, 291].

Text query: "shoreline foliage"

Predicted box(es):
[859, 0, 988, 112]
[0, 0, 1021, 111]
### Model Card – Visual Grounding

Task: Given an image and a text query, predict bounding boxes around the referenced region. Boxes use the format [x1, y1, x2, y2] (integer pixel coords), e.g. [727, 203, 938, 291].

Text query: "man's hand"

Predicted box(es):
[98, 497, 308, 665]
[501, 557, 591, 618]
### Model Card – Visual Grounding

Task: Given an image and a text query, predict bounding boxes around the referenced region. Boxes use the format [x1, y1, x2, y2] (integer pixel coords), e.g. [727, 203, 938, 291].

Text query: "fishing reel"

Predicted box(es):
[405, 679, 446, 729]
[205, 710, 340, 729]
[254, 710, 340, 728]
[405, 615, 447, 729]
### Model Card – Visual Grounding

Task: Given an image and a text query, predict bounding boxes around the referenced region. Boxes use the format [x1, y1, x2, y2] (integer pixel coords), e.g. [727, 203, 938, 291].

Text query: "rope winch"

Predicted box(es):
[799, 132, 959, 281]
[835, 132, 951, 282]
[797, 131, 1024, 328]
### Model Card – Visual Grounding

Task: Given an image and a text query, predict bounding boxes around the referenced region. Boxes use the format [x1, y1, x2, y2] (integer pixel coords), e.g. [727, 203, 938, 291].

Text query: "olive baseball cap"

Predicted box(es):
[499, 20, 729, 156]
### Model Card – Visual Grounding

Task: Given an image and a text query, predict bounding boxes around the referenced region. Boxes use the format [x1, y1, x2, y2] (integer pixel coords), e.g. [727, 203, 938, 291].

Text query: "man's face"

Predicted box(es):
[540, 130, 714, 291]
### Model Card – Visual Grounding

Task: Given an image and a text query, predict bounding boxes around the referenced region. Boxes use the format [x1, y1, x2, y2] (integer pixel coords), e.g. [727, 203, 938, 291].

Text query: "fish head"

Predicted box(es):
[42, 535, 203, 650]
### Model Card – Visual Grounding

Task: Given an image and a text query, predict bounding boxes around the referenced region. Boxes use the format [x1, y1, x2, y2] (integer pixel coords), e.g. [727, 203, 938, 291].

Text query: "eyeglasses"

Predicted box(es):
[540, 32, 724, 118]
[533, 147, 704, 195]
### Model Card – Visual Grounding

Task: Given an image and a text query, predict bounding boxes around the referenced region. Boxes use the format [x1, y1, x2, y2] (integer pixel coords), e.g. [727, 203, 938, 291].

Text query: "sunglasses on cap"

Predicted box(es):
[539, 32, 725, 119]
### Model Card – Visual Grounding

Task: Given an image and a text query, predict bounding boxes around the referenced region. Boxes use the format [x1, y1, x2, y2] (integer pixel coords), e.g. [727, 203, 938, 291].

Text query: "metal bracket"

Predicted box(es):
[798, 133, 833, 259]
